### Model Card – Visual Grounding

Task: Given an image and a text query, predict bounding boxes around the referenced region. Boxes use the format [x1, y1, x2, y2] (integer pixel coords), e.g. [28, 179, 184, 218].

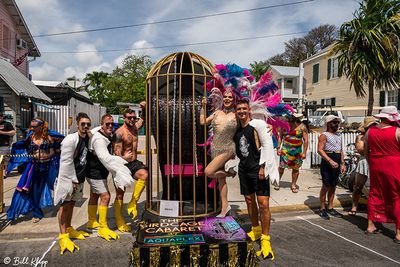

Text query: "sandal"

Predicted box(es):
[291, 187, 298, 193]
[348, 210, 357, 216]
[364, 229, 381, 235]
[32, 217, 41, 223]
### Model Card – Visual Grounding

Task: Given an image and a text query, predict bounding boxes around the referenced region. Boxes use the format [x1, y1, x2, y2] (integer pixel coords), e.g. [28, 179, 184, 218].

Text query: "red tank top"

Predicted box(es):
[368, 126, 400, 157]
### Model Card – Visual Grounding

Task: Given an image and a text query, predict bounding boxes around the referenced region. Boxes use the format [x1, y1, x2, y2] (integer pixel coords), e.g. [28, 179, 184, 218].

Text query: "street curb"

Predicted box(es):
[270, 196, 352, 213]
[235, 196, 353, 215]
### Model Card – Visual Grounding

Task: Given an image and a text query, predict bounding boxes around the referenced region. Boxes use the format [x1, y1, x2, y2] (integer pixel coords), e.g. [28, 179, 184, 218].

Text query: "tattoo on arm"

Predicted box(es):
[114, 133, 123, 156]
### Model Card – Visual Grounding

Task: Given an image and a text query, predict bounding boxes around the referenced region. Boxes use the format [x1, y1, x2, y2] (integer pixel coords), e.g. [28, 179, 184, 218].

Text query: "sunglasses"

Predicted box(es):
[105, 122, 114, 127]
[80, 122, 91, 127]
[125, 116, 137, 120]
[330, 121, 340, 125]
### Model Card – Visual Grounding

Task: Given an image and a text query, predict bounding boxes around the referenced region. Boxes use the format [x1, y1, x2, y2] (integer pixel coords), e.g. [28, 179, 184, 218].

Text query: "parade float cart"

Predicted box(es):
[130, 53, 256, 266]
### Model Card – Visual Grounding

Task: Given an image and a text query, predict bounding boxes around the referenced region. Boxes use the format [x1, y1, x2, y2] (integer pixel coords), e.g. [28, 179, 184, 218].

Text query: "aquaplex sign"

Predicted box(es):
[144, 234, 205, 246]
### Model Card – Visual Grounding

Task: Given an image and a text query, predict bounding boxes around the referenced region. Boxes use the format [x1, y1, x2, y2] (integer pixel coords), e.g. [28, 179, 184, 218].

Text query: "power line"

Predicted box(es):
[41, 31, 308, 54]
[33, 0, 314, 38]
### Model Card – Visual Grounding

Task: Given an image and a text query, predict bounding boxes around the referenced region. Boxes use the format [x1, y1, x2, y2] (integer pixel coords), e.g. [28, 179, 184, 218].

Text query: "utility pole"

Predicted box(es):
[298, 62, 304, 113]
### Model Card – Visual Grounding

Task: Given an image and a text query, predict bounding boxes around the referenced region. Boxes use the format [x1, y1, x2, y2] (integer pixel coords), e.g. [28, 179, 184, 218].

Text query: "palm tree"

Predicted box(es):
[330, 0, 400, 115]
[250, 60, 269, 80]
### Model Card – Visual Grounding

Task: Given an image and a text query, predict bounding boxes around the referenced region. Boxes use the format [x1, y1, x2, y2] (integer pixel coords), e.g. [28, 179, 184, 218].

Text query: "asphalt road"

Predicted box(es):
[0, 209, 399, 267]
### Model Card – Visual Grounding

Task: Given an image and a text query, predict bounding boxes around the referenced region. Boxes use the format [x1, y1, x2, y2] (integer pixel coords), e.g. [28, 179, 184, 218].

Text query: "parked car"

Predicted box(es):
[308, 109, 346, 128]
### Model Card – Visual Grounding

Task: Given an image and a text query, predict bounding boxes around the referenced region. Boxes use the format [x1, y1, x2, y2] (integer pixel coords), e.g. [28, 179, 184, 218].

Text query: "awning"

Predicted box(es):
[0, 59, 51, 103]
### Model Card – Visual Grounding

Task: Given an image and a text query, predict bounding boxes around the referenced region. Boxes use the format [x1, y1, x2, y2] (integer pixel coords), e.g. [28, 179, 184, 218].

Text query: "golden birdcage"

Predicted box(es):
[145, 52, 220, 218]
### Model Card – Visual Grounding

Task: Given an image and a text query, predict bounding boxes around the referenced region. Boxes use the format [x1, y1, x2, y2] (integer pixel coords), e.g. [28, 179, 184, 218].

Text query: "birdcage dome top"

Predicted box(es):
[147, 52, 215, 79]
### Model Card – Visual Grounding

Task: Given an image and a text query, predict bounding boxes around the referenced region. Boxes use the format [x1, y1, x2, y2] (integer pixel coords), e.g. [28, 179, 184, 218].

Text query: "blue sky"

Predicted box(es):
[15, 0, 360, 81]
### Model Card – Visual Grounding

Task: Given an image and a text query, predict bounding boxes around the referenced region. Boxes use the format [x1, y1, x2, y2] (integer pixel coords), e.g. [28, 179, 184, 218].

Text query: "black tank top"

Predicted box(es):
[87, 131, 112, 180]
[234, 123, 260, 171]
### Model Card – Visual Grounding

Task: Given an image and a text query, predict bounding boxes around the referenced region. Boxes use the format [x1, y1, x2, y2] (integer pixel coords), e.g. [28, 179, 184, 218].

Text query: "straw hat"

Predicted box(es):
[357, 116, 378, 133]
[373, 106, 400, 121]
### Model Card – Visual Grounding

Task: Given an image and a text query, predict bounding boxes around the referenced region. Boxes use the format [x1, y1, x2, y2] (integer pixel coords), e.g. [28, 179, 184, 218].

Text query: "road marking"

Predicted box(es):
[34, 239, 56, 267]
[297, 216, 400, 265]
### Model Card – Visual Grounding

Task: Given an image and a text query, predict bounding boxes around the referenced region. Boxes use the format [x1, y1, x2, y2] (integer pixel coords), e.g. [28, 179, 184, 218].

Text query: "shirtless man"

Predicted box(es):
[113, 104, 148, 232]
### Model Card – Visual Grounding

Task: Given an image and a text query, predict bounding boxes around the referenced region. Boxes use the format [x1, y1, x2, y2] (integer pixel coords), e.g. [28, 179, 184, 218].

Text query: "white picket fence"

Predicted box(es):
[308, 132, 358, 167]
[36, 99, 106, 136]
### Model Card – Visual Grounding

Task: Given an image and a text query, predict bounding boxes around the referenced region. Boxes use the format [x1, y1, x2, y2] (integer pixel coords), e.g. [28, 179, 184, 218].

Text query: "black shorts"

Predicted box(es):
[126, 160, 147, 177]
[320, 152, 341, 187]
[238, 169, 270, 196]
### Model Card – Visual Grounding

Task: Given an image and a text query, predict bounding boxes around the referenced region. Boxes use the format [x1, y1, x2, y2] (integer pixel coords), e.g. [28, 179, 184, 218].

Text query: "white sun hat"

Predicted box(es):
[325, 114, 341, 124]
[373, 106, 400, 121]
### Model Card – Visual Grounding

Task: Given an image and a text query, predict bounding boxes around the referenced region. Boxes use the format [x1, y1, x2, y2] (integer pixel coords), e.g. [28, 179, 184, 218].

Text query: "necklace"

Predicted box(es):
[223, 107, 234, 114]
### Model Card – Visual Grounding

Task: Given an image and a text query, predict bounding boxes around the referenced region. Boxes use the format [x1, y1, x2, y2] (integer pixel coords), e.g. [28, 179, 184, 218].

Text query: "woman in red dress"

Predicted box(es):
[365, 106, 400, 243]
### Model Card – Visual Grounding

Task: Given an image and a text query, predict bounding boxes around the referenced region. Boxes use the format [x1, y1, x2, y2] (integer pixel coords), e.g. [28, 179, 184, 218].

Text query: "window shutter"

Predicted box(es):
[312, 64, 319, 83]
[379, 91, 385, 107]
[327, 59, 331, 80]
[397, 89, 400, 109]
[331, 97, 336, 106]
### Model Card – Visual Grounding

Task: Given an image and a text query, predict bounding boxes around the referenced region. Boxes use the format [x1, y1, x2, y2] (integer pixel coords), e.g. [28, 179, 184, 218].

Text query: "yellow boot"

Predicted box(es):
[127, 179, 146, 219]
[247, 225, 262, 241]
[67, 227, 90, 240]
[114, 199, 131, 233]
[97, 205, 120, 241]
[87, 205, 101, 229]
[256, 234, 275, 260]
[59, 233, 79, 255]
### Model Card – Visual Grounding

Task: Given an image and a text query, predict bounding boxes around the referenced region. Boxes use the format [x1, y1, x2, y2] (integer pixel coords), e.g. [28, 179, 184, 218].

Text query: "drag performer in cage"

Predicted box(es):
[200, 86, 237, 218]
[7, 118, 64, 222]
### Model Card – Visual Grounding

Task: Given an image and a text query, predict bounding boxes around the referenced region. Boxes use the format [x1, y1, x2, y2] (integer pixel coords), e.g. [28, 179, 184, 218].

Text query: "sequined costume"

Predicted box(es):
[210, 111, 237, 159]
[7, 131, 63, 221]
[279, 127, 304, 170]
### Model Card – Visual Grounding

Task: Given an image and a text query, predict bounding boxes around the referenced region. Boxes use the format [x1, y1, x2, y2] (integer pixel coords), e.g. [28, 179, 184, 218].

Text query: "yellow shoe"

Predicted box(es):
[98, 227, 120, 241]
[59, 233, 80, 255]
[87, 220, 101, 229]
[114, 199, 131, 233]
[127, 179, 146, 219]
[98, 205, 120, 241]
[247, 225, 262, 241]
[67, 227, 89, 240]
[256, 234, 275, 260]
[87, 204, 100, 229]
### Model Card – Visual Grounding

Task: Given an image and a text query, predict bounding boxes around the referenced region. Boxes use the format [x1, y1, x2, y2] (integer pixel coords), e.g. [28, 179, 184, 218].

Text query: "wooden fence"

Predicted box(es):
[308, 132, 358, 167]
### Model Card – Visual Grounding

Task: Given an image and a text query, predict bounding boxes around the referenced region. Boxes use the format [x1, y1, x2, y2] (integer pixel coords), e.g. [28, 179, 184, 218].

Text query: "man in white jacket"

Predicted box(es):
[55, 113, 92, 255]
[86, 114, 132, 241]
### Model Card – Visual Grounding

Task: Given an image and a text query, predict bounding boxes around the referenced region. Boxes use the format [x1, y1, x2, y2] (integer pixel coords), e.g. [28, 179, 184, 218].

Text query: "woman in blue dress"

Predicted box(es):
[7, 118, 63, 223]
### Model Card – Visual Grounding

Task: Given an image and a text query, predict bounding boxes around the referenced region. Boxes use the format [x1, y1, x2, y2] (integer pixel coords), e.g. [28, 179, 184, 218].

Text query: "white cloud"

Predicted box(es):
[30, 63, 60, 80]
[74, 43, 103, 66]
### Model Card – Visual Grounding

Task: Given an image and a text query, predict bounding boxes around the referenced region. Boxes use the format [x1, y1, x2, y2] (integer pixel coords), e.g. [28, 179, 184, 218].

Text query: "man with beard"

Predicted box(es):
[86, 114, 131, 241]
[113, 104, 148, 232]
[317, 115, 345, 220]
[55, 113, 91, 254]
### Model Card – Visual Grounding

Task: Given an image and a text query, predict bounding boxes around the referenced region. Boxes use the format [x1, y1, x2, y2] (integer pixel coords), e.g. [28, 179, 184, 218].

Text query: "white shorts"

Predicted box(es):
[86, 178, 109, 194]
[63, 183, 84, 202]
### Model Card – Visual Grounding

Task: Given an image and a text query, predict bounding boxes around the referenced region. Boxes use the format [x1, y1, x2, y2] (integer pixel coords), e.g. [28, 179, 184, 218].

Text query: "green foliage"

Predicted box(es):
[266, 24, 337, 67]
[249, 60, 269, 80]
[331, 0, 400, 115]
[83, 55, 153, 113]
